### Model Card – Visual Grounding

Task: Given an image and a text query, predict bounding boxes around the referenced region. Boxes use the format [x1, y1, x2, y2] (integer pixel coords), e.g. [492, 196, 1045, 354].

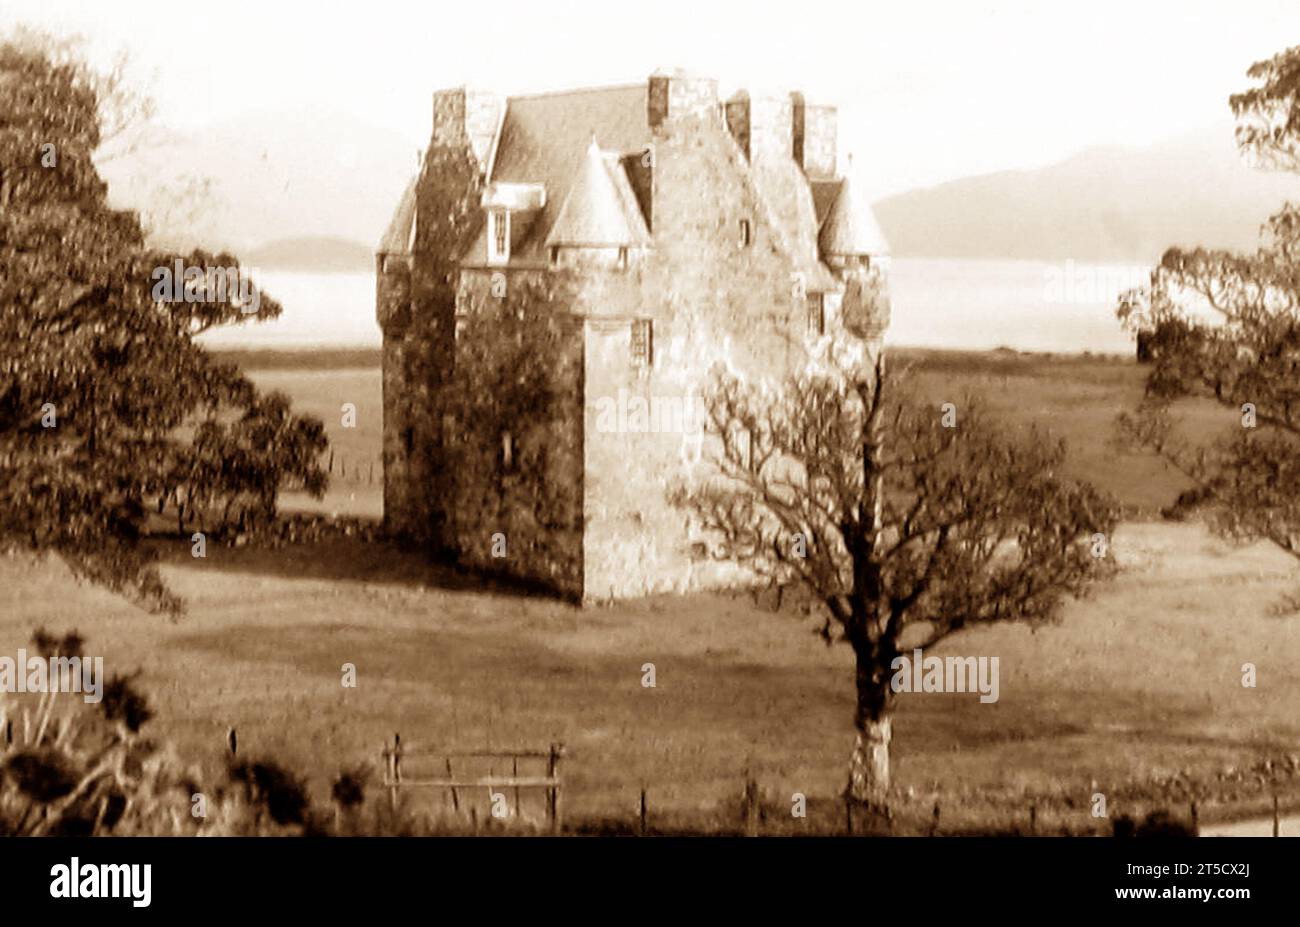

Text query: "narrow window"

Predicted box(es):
[807, 293, 825, 336]
[631, 319, 653, 369]
[488, 208, 509, 264]
[739, 219, 751, 247]
[550, 246, 560, 266]
[500, 431, 514, 470]
[618, 246, 629, 270]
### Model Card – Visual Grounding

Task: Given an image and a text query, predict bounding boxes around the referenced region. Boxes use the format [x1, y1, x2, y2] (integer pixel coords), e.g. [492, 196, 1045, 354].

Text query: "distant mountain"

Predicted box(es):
[873, 124, 1300, 263]
[244, 236, 374, 273]
[99, 107, 418, 258]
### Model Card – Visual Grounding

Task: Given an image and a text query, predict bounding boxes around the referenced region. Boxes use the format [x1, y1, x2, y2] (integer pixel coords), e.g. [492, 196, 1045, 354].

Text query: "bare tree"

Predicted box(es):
[673, 339, 1117, 808]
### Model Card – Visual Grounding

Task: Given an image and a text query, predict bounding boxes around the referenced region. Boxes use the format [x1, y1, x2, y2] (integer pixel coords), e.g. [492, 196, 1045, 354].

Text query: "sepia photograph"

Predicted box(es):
[0, 0, 1296, 912]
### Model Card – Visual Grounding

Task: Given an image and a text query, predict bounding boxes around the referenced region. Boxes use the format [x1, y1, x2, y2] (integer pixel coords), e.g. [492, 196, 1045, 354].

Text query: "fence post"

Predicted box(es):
[387, 733, 401, 812]
[547, 742, 564, 834]
[845, 794, 853, 836]
[446, 757, 459, 813]
[1029, 803, 1037, 836]
[1274, 793, 1280, 838]
[742, 775, 760, 837]
[930, 800, 941, 837]
[1190, 800, 1199, 835]
[639, 788, 648, 836]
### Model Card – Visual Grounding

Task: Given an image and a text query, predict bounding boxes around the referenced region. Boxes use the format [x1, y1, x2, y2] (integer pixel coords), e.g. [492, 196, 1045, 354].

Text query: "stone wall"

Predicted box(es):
[448, 269, 587, 598]
[580, 94, 840, 600]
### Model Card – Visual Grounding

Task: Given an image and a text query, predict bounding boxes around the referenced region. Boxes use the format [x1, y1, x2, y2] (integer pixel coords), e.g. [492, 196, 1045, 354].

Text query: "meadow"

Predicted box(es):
[1, 348, 1296, 833]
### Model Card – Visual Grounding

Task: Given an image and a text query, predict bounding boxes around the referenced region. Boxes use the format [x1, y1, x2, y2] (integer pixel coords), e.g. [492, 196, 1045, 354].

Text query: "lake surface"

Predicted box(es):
[886, 256, 1144, 355]
[198, 258, 1146, 355]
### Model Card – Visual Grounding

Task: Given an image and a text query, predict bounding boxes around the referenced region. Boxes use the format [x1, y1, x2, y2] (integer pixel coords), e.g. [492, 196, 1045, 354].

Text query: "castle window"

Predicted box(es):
[618, 247, 629, 270]
[739, 219, 751, 247]
[550, 246, 560, 266]
[631, 319, 653, 369]
[488, 208, 509, 264]
[807, 293, 825, 337]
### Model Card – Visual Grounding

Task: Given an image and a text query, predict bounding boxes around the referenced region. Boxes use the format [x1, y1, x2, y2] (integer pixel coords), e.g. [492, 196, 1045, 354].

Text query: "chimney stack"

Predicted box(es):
[432, 87, 503, 170]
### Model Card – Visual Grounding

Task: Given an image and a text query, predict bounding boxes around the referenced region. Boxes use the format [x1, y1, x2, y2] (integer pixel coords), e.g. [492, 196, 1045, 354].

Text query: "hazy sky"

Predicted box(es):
[7, 0, 1300, 196]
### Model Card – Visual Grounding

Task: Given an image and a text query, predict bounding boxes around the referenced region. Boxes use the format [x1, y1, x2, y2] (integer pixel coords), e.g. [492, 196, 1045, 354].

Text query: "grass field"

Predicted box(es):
[2, 348, 1296, 833]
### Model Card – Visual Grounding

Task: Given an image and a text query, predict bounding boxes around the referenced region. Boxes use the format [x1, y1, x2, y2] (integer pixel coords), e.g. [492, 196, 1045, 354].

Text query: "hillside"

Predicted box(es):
[243, 236, 374, 273]
[873, 124, 1300, 262]
[99, 107, 417, 255]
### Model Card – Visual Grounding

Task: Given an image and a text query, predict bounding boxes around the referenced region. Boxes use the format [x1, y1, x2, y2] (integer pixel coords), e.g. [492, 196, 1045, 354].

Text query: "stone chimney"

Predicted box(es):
[791, 93, 837, 177]
[648, 69, 719, 130]
[726, 91, 807, 165]
[432, 87, 503, 169]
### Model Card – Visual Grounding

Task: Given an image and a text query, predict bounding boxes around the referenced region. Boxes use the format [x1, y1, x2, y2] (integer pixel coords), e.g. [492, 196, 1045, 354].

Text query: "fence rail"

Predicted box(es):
[380, 735, 565, 832]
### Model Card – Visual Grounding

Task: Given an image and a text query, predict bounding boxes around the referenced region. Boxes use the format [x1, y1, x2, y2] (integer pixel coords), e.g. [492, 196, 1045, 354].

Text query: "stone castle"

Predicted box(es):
[376, 70, 890, 602]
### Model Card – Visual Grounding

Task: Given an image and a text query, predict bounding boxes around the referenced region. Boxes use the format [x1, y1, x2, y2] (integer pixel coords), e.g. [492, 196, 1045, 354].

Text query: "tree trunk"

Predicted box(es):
[847, 655, 893, 809]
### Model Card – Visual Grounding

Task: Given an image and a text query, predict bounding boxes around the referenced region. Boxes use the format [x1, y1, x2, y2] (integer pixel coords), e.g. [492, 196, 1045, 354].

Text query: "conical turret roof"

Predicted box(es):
[546, 137, 647, 248]
[378, 174, 418, 254]
[818, 173, 889, 257]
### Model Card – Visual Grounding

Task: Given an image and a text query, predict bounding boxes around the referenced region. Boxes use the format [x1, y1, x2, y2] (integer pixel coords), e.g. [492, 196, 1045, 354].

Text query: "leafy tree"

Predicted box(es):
[0, 38, 326, 615]
[673, 340, 1117, 808]
[1117, 45, 1300, 583]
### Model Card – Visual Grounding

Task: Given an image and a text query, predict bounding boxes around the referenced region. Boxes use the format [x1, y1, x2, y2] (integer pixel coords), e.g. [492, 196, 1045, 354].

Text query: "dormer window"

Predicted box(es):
[488, 208, 510, 264]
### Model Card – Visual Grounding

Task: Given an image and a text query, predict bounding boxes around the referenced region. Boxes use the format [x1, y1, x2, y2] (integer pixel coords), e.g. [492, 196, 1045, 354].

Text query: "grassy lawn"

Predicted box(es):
[1, 522, 1296, 832]
[2, 348, 1296, 833]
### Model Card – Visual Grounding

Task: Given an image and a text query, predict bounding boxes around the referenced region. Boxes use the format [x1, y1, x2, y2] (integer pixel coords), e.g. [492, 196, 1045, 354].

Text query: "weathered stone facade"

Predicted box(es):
[377, 70, 891, 602]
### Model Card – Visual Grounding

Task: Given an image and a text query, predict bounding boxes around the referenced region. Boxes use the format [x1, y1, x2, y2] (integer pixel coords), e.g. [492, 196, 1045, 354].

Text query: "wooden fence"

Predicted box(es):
[380, 735, 565, 832]
[324, 451, 382, 486]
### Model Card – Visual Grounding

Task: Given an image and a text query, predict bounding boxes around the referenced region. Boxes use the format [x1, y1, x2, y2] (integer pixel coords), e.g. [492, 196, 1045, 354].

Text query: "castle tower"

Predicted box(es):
[819, 171, 891, 341]
[377, 88, 500, 547]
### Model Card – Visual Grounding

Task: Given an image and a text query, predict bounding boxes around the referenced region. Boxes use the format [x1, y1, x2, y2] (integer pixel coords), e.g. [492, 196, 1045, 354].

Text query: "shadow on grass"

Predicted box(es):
[148, 534, 570, 604]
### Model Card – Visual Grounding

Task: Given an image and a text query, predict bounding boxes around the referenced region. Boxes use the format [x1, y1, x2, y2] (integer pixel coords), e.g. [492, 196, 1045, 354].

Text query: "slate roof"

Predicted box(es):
[463, 85, 652, 263]
[432, 80, 879, 272]
[818, 174, 890, 256]
[546, 138, 651, 248]
[378, 174, 418, 254]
